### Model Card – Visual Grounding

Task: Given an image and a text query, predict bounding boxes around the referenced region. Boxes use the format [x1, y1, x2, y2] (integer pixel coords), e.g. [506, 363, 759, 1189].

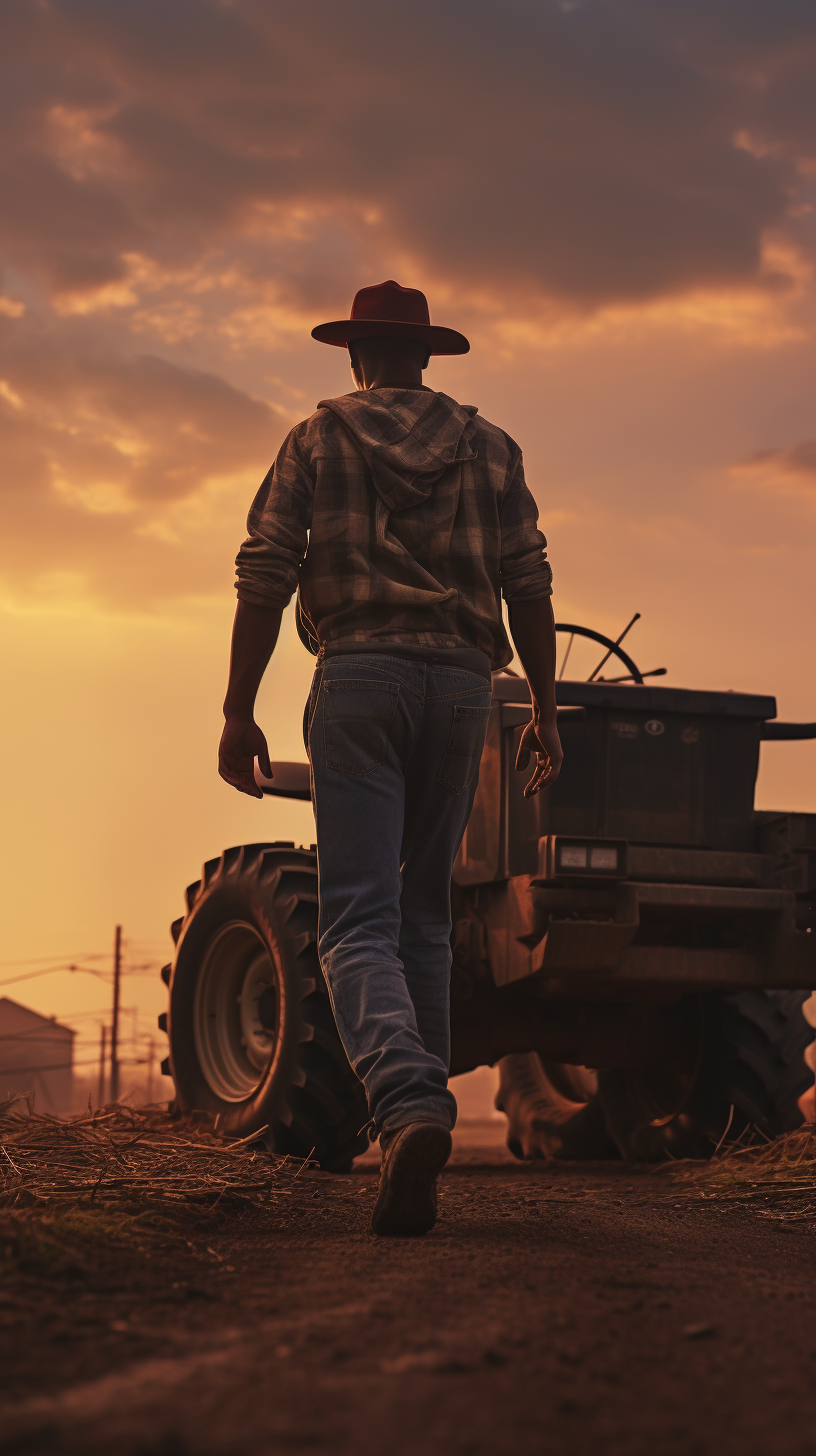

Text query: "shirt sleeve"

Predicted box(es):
[498, 445, 553, 602]
[234, 420, 315, 610]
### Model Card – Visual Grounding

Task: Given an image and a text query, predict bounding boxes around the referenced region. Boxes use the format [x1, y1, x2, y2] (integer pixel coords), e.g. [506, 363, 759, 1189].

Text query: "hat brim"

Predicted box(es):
[311, 318, 470, 356]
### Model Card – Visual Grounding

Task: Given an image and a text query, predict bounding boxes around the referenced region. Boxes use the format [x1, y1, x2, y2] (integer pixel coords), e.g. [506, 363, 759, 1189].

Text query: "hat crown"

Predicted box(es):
[349, 280, 431, 328]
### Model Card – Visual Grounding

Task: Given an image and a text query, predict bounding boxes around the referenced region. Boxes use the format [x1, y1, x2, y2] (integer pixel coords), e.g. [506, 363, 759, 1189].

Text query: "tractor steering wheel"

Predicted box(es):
[556, 623, 646, 684]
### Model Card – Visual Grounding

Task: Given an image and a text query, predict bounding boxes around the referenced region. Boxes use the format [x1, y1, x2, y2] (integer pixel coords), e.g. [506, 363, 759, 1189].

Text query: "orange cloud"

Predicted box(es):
[0, 325, 290, 609]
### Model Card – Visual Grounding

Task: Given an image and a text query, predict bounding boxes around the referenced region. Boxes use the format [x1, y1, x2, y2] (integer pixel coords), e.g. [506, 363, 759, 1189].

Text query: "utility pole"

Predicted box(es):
[146, 1037, 155, 1105]
[97, 1025, 108, 1108]
[110, 924, 122, 1103]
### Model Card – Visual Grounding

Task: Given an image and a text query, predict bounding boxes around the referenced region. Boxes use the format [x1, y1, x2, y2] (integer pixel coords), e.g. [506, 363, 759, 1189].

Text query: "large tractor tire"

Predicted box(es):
[496, 990, 815, 1162]
[159, 842, 368, 1171]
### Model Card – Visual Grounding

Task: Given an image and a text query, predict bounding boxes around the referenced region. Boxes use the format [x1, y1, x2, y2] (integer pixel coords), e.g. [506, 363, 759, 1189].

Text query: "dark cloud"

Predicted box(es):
[1, 0, 814, 310]
[739, 438, 816, 492]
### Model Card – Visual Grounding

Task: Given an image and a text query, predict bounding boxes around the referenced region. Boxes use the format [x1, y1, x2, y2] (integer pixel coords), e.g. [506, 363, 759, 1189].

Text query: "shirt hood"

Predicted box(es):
[316, 388, 479, 511]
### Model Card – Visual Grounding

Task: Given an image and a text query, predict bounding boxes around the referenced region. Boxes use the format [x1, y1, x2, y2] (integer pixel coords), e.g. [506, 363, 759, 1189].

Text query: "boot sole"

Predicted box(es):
[371, 1124, 452, 1237]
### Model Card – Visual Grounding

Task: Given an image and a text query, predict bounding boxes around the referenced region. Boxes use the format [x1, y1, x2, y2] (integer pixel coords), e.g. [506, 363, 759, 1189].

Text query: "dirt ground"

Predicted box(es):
[1, 1120, 815, 1456]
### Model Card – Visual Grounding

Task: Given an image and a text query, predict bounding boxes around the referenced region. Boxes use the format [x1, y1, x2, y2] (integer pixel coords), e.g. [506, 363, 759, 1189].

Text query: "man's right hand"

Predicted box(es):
[218, 717, 273, 799]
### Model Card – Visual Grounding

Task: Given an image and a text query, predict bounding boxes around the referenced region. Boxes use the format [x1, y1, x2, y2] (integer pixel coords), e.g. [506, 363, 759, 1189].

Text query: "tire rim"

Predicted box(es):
[193, 921, 278, 1102]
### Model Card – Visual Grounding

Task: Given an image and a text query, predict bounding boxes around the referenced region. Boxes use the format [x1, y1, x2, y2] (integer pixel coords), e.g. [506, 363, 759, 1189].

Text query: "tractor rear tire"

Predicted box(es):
[161, 842, 368, 1171]
[598, 989, 815, 1160]
[495, 990, 814, 1162]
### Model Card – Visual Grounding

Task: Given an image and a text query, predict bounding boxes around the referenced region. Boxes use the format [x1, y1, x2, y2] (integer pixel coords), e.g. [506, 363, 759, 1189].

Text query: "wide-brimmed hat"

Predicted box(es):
[311, 280, 469, 355]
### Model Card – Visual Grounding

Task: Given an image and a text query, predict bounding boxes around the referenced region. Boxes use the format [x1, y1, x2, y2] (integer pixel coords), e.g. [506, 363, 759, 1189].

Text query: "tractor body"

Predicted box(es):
[160, 654, 816, 1163]
[453, 674, 816, 1000]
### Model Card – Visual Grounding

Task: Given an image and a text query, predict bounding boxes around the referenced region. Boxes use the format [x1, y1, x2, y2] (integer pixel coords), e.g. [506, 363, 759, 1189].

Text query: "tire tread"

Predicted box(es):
[163, 845, 367, 1169]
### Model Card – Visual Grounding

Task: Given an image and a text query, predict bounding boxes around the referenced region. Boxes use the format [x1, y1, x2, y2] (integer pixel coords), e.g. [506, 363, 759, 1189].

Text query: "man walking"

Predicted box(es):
[219, 281, 561, 1235]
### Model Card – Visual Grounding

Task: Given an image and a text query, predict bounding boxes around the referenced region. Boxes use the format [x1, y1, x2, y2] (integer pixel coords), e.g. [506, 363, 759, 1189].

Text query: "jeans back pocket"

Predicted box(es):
[323, 679, 400, 775]
[438, 704, 490, 794]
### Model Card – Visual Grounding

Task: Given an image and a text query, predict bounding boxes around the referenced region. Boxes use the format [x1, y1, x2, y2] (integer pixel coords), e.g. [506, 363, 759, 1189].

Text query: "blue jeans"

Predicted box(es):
[307, 654, 491, 1138]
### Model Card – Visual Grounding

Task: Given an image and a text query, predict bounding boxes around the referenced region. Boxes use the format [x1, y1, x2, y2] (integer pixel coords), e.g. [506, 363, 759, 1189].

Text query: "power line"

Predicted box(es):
[0, 944, 164, 968]
[0, 960, 161, 990]
[0, 965, 111, 989]
[35, 1007, 118, 1023]
[0, 952, 112, 968]
[0, 1031, 76, 1042]
[1, 1057, 102, 1075]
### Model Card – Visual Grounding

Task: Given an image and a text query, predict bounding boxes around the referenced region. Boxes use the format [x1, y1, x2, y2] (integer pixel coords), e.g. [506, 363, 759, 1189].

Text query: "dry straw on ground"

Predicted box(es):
[0, 1093, 310, 1212]
[663, 1120, 816, 1222]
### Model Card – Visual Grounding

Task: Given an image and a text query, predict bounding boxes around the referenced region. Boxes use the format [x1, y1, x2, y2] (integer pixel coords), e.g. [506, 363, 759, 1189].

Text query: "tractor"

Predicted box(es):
[158, 622, 816, 1167]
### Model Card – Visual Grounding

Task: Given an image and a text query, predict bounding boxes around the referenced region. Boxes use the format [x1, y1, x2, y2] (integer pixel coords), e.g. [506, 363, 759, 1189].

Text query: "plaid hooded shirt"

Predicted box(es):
[234, 387, 552, 670]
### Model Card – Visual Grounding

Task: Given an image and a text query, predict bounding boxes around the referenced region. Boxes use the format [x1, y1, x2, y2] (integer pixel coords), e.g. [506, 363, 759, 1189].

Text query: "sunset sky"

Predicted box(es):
[1, 1, 815, 1092]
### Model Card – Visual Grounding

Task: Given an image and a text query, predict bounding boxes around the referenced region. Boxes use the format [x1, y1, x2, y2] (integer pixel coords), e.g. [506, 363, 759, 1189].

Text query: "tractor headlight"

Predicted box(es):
[539, 836, 628, 880]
